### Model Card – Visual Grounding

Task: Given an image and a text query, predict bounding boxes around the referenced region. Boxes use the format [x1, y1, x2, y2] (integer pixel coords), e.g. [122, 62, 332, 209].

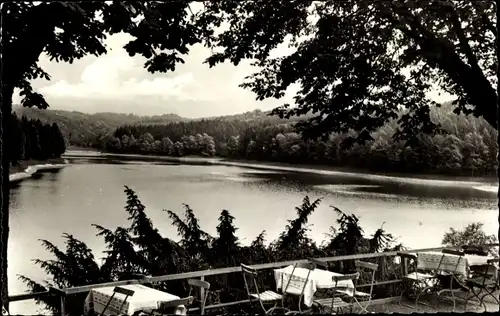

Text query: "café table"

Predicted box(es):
[415, 252, 496, 276]
[84, 284, 187, 315]
[274, 264, 355, 308]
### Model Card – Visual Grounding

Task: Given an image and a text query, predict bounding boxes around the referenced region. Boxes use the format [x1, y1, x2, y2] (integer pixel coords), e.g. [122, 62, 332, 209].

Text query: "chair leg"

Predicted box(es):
[464, 291, 471, 311]
[100, 293, 116, 316]
[450, 290, 456, 312]
[398, 287, 407, 306]
[399, 280, 422, 309]
[479, 289, 499, 312]
[415, 283, 438, 309]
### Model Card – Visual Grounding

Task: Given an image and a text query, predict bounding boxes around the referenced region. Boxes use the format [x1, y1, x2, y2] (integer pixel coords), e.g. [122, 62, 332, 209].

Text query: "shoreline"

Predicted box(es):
[63, 150, 498, 187]
[9, 158, 68, 184]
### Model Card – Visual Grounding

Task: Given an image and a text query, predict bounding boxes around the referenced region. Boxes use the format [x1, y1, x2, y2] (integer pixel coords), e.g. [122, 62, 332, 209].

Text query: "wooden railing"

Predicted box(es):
[8, 243, 499, 315]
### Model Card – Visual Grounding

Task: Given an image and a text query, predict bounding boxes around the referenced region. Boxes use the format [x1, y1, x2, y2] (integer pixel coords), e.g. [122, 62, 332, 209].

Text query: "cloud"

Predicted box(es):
[14, 32, 452, 118]
[39, 34, 198, 101]
[12, 32, 297, 117]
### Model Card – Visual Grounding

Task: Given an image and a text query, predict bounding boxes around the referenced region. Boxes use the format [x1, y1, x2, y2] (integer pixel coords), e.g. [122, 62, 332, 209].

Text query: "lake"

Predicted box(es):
[8, 153, 498, 314]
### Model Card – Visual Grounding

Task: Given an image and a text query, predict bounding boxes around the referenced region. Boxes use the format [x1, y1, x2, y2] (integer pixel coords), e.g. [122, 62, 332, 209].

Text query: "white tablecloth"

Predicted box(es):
[274, 265, 355, 307]
[84, 284, 187, 315]
[415, 252, 495, 276]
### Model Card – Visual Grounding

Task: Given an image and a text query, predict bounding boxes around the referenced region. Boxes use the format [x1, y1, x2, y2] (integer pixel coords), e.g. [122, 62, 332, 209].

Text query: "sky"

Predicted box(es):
[13, 32, 454, 119]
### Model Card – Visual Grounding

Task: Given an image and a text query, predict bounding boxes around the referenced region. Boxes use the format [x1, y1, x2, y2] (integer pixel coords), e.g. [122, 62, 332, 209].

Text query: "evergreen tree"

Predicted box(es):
[51, 123, 66, 157]
[214, 210, 240, 266]
[274, 196, 322, 261]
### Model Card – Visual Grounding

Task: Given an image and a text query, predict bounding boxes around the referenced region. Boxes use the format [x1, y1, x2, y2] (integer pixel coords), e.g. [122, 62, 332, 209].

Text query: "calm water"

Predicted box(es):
[8, 156, 498, 314]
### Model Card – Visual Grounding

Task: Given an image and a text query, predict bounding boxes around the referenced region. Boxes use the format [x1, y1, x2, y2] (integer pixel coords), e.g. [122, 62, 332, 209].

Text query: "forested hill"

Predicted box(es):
[12, 106, 296, 148]
[101, 102, 498, 177]
[13, 106, 185, 148]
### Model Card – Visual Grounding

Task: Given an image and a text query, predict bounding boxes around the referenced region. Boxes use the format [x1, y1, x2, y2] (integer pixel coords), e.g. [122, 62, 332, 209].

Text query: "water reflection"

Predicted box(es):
[240, 170, 497, 201]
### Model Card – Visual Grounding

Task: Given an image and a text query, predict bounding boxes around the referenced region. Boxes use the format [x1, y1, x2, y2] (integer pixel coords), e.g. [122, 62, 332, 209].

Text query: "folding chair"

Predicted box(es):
[464, 258, 499, 312]
[100, 286, 135, 316]
[282, 261, 316, 315]
[397, 252, 436, 309]
[187, 279, 211, 315]
[155, 296, 194, 315]
[306, 258, 331, 302]
[133, 296, 193, 316]
[241, 263, 286, 315]
[308, 258, 329, 271]
[435, 249, 468, 312]
[313, 272, 360, 314]
[335, 260, 378, 314]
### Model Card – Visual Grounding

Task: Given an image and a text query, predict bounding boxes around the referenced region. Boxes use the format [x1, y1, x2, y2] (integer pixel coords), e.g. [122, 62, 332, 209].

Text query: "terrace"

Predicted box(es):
[7, 244, 499, 315]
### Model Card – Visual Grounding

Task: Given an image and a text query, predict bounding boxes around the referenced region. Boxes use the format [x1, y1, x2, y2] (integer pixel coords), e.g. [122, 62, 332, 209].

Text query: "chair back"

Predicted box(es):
[355, 260, 378, 300]
[330, 272, 359, 310]
[289, 262, 316, 314]
[308, 258, 329, 270]
[99, 286, 135, 316]
[473, 258, 500, 287]
[187, 279, 211, 315]
[241, 264, 262, 298]
[157, 296, 194, 314]
[439, 249, 465, 275]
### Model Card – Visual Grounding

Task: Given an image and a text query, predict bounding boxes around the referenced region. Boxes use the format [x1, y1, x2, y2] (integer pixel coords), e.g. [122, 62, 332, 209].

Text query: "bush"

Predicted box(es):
[442, 222, 498, 256]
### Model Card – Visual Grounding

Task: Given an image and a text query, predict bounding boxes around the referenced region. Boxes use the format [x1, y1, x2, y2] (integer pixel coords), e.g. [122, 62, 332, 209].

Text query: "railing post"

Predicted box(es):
[49, 287, 66, 316]
[200, 275, 205, 303]
[402, 257, 408, 276]
[60, 295, 66, 316]
[378, 256, 386, 280]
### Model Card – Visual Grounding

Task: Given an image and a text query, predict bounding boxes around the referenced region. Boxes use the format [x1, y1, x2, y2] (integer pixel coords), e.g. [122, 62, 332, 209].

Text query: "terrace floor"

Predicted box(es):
[367, 293, 499, 314]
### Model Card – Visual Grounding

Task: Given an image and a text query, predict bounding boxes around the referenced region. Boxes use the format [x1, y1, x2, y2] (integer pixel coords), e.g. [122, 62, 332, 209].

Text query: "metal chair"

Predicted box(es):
[464, 258, 499, 312]
[282, 261, 316, 315]
[133, 296, 194, 316]
[100, 286, 135, 316]
[156, 296, 194, 315]
[187, 279, 211, 315]
[397, 252, 436, 309]
[335, 260, 378, 313]
[313, 272, 360, 314]
[308, 258, 329, 271]
[241, 263, 286, 315]
[435, 249, 468, 312]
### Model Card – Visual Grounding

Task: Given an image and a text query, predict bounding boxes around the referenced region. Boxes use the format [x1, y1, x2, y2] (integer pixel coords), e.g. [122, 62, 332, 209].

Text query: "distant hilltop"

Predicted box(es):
[13, 105, 186, 124]
[12, 105, 283, 123]
[11, 105, 296, 148]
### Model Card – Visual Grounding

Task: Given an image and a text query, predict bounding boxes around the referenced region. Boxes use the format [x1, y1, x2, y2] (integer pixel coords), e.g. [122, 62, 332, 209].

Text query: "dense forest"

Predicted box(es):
[13, 106, 185, 149]
[20, 187, 497, 315]
[8, 113, 66, 168]
[100, 103, 498, 177]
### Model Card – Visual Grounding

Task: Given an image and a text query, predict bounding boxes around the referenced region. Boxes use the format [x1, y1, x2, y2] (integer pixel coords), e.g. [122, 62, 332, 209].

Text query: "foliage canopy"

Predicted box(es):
[201, 0, 497, 141]
[2, 1, 497, 139]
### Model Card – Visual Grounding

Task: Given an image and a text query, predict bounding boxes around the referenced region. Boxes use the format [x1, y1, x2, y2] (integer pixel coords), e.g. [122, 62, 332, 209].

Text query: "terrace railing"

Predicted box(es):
[8, 243, 499, 315]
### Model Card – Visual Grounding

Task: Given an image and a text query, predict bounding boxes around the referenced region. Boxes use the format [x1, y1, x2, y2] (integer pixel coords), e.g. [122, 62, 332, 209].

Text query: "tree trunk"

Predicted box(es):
[0, 83, 14, 313]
